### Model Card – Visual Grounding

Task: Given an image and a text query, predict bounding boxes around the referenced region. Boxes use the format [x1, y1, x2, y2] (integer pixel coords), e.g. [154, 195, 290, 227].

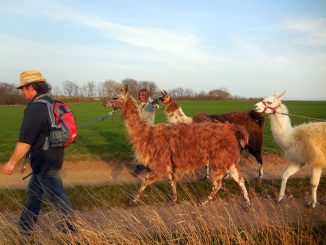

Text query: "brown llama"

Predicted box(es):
[103, 86, 251, 206]
[158, 91, 265, 179]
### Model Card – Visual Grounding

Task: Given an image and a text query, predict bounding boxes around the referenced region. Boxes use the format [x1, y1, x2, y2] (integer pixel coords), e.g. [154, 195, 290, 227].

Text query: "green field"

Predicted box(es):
[1, 100, 325, 163]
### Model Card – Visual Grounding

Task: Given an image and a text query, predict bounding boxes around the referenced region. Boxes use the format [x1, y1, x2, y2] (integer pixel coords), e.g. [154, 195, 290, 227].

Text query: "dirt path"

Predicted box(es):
[1, 154, 325, 189]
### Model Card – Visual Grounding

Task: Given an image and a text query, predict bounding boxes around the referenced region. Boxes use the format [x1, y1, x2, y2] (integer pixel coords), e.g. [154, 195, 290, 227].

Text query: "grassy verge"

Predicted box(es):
[1, 176, 324, 211]
[0, 177, 325, 244]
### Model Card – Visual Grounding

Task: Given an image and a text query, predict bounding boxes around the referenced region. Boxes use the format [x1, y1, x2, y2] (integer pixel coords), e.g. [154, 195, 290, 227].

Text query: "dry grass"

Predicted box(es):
[0, 180, 325, 244]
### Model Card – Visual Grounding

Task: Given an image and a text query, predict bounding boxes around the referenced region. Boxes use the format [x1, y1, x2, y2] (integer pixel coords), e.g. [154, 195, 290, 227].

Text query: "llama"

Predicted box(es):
[103, 86, 251, 206]
[255, 91, 326, 208]
[159, 91, 265, 179]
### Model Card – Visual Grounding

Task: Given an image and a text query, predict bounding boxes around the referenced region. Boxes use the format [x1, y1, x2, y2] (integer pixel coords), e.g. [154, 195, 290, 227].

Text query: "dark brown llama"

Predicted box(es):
[103, 87, 251, 206]
[159, 91, 265, 179]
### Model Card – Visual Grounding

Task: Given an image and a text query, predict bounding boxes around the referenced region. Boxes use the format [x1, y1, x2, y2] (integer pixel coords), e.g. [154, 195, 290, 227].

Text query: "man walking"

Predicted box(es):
[1, 70, 75, 234]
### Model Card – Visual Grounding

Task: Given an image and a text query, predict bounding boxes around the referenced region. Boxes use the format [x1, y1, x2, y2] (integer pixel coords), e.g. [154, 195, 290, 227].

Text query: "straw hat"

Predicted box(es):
[17, 70, 46, 89]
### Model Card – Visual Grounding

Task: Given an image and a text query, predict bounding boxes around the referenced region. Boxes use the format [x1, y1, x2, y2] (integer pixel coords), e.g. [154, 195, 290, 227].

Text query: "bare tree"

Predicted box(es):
[168, 87, 185, 99]
[0, 83, 25, 104]
[55, 78, 236, 101]
[139, 81, 158, 96]
[121, 78, 139, 98]
[208, 88, 231, 100]
[195, 90, 208, 100]
[51, 85, 61, 96]
[98, 80, 123, 98]
[62, 81, 76, 97]
[184, 88, 194, 99]
[97, 82, 106, 98]
[72, 83, 79, 97]
[85, 81, 96, 99]
[79, 84, 87, 97]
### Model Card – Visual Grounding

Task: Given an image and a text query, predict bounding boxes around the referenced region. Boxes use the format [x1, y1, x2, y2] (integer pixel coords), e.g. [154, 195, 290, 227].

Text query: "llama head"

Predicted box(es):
[159, 90, 172, 106]
[103, 85, 129, 110]
[254, 90, 286, 114]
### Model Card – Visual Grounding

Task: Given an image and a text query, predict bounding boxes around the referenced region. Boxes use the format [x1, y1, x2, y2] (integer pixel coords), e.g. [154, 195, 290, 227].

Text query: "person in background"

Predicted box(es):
[138, 88, 156, 125]
[1, 70, 76, 234]
[134, 88, 156, 175]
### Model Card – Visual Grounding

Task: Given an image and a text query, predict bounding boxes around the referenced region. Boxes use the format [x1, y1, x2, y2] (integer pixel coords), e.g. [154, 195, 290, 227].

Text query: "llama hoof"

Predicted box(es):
[242, 202, 251, 212]
[200, 176, 208, 181]
[197, 201, 205, 207]
[304, 202, 316, 209]
[129, 199, 138, 206]
[170, 201, 177, 206]
[319, 200, 326, 206]
[258, 170, 264, 179]
[197, 199, 211, 206]
[170, 197, 177, 204]
[304, 203, 311, 208]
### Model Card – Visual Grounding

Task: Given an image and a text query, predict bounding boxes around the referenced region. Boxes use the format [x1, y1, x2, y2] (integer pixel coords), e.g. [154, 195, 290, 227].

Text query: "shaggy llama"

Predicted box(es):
[103, 87, 251, 206]
[159, 91, 265, 179]
[255, 91, 326, 208]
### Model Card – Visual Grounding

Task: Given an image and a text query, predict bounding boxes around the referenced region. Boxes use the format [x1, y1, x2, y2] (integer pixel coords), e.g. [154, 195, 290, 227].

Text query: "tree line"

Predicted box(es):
[0, 78, 253, 105]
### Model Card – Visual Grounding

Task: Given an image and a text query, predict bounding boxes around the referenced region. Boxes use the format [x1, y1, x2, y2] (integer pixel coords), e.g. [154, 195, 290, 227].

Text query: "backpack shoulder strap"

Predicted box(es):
[33, 97, 58, 128]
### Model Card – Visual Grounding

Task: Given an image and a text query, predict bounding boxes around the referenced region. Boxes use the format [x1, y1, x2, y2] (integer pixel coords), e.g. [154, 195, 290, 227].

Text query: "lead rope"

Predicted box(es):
[21, 153, 32, 180]
[77, 109, 116, 129]
[278, 112, 326, 122]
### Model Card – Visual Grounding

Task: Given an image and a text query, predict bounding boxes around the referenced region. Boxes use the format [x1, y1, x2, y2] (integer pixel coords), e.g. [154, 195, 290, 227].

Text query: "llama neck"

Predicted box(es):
[165, 99, 192, 124]
[122, 96, 148, 137]
[269, 104, 293, 149]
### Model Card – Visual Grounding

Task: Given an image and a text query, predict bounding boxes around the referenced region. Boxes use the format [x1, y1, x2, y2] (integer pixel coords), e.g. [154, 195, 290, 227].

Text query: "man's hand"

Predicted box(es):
[2, 142, 31, 175]
[2, 162, 16, 175]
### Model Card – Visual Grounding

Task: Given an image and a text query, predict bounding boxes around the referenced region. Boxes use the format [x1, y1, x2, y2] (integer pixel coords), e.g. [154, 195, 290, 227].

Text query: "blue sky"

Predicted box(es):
[0, 0, 325, 99]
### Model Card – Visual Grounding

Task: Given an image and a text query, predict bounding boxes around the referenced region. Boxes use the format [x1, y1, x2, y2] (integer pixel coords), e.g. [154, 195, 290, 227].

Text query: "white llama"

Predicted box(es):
[255, 91, 326, 208]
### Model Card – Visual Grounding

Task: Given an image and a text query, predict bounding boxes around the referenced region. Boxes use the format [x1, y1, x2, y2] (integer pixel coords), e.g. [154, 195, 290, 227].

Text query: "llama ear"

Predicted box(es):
[160, 91, 165, 96]
[124, 85, 129, 95]
[275, 90, 286, 98]
[163, 90, 168, 96]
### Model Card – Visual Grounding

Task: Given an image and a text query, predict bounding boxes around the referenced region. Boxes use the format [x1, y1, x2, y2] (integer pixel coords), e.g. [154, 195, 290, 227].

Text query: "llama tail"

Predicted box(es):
[232, 125, 249, 149]
[249, 110, 265, 128]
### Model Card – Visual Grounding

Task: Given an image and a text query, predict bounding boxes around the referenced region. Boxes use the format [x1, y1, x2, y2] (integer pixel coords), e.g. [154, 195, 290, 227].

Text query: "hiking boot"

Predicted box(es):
[19, 228, 33, 236]
[134, 164, 147, 176]
[59, 222, 78, 234]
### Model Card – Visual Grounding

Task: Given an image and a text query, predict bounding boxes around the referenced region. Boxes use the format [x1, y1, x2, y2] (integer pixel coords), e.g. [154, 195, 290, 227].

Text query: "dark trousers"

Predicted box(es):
[18, 170, 74, 232]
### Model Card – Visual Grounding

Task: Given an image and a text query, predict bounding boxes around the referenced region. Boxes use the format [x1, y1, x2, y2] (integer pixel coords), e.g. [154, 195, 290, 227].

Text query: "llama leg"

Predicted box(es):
[205, 163, 209, 180]
[278, 163, 302, 202]
[256, 154, 264, 179]
[310, 167, 322, 208]
[201, 163, 210, 181]
[228, 164, 251, 206]
[198, 173, 223, 206]
[168, 171, 177, 203]
[250, 149, 264, 179]
[131, 172, 160, 204]
[258, 164, 263, 179]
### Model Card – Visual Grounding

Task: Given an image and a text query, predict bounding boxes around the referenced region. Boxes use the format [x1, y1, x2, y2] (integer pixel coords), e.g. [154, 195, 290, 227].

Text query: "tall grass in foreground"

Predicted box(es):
[0, 180, 325, 244]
